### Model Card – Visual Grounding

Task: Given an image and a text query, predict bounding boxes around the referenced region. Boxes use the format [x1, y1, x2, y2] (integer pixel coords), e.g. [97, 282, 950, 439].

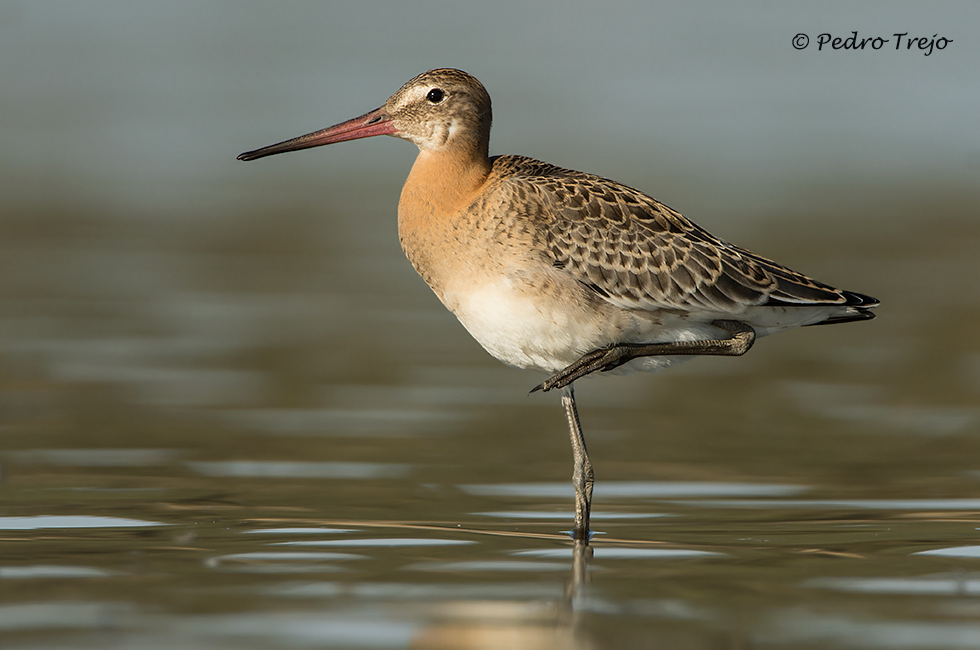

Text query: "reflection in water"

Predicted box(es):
[404, 539, 597, 650]
[563, 539, 592, 615]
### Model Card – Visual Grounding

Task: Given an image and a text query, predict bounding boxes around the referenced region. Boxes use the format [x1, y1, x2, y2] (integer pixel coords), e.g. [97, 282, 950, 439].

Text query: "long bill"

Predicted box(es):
[237, 106, 396, 162]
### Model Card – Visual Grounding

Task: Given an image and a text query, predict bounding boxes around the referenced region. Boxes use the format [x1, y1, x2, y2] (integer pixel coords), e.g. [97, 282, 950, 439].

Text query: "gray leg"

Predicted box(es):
[562, 385, 593, 541]
[534, 319, 756, 393]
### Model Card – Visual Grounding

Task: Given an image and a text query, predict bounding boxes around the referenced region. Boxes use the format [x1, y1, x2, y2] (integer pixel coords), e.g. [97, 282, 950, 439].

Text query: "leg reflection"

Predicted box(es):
[562, 538, 594, 619]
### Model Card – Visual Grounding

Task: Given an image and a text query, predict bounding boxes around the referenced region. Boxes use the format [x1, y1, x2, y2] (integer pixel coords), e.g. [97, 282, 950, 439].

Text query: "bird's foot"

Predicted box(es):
[531, 346, 634, 393]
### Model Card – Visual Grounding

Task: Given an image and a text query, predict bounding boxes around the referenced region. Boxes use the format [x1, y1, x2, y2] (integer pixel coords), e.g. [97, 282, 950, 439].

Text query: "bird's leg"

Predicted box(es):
[534, 320, 756, 393]
[561, 384, 593, 541]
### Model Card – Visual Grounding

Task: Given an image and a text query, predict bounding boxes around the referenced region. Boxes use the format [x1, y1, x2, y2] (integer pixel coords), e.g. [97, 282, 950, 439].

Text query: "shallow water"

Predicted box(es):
[2, 193, 980, 648]
[2, 2, 979, 647]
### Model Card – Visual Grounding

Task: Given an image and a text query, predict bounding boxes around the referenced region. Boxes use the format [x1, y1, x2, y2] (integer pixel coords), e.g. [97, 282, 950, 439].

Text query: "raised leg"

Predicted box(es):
[534, 319, 756, 393]
[561, 384, 593, 541]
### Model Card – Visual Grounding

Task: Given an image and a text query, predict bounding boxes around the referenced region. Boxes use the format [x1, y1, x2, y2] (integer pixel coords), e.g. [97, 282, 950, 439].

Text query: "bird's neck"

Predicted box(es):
[399, 145, 491, 223]
[397, 144, 493, 292]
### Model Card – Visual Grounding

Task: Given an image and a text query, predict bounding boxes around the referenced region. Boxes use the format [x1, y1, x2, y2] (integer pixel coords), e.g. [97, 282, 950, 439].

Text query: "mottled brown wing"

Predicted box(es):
[494, 156, 856, 313]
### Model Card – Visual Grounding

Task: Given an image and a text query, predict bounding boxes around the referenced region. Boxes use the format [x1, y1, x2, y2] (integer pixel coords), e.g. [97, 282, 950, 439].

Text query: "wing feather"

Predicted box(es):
[485, 155, 877, 320]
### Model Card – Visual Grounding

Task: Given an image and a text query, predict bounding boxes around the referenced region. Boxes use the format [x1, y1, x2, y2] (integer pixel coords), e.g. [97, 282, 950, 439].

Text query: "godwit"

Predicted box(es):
[238, 68, 878, 541]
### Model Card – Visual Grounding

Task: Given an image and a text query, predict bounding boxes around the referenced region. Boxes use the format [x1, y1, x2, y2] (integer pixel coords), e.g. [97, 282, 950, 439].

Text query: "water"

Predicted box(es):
[3, 3, 980, 648]
[2, 199, 979, 649]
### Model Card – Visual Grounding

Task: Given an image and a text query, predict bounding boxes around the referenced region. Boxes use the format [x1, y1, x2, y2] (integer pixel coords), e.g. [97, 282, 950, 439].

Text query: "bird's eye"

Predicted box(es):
[426, 88, 445, 104]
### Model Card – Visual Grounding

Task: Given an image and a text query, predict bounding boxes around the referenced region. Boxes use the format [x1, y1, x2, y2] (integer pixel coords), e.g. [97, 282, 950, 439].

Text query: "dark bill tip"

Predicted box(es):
[237, 106, 395, 162]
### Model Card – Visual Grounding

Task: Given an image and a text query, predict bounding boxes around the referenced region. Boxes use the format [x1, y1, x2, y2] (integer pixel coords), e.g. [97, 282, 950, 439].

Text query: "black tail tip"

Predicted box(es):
[842, 290, 880, 309]
[805, 290, 879, 326]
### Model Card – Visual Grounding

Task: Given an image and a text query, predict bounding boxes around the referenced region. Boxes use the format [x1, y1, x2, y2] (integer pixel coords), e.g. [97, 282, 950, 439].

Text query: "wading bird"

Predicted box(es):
[238, 69, 878, 541]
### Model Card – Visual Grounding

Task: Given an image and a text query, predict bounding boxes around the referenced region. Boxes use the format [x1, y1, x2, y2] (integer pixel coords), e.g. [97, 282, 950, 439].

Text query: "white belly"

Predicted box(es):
[447, 277, 603, 373]
[443, 273, 707, 375]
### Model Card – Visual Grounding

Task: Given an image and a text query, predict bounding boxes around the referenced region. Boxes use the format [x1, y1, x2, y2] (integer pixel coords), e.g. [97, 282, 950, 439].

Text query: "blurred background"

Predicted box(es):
[1, 2, 979, 648]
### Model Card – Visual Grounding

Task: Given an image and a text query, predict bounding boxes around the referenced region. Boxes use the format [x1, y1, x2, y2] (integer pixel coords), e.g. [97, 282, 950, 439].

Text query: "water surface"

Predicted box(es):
[2, 3, 979, 648]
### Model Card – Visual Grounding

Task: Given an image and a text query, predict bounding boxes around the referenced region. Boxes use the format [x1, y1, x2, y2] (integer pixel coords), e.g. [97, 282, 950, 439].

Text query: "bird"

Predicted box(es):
[238, 68, 878, 541]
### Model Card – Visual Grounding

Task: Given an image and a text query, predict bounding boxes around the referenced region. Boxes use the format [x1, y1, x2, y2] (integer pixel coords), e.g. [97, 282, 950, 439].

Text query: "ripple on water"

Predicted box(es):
[184, 460, 409, 479]
[207, 551, 365, 573]
[211, 552, 363, 562]
[673, 498, 980, 510]
[0, 516, 165, 530]
[4, 448, 181, 467]
[515, 547, 724, 560]
[405, 560, 568, 573]
[0, 602, 138, 632]
[243, 527, 355, 535]
[0, 566, 115, 579]
[477, 510, 673, 520]
[460, 481, 808, 499]
[175, 612, 418, 648]
[914, 546, 980, 558]
[272, 538, 474, 548]
[758, 609, 980, 649]
[218, 405, 465, 438]
[806, 574, 980, 596]
[781, 380, 978, 435]
[267, 581, 560, 600]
